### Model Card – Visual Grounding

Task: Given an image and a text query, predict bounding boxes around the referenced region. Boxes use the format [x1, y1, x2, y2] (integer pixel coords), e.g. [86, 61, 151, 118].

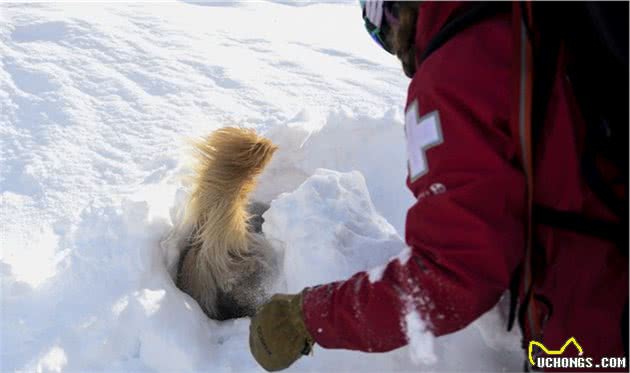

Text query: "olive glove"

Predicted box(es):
[249, 292, 314, 371]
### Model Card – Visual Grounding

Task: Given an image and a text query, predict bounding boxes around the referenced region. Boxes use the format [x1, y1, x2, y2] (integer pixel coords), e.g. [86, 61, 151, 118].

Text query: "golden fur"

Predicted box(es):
[176, 127, 278, 320]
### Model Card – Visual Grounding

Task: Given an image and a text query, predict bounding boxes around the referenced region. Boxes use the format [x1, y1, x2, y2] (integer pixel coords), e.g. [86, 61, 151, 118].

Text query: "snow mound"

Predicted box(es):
[263, 168, 406, 293]
[256, 108, 414, 234]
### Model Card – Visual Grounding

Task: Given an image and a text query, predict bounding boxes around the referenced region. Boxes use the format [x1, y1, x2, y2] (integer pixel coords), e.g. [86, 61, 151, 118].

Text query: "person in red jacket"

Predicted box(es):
[249, 2, 628, 371]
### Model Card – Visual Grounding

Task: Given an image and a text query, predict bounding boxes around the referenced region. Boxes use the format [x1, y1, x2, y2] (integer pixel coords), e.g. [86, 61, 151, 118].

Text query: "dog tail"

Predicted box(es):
[186, 127, 277, 274]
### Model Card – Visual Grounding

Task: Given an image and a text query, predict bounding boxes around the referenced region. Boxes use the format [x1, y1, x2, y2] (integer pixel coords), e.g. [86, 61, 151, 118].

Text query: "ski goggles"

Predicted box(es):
[360, 0, 400, 54]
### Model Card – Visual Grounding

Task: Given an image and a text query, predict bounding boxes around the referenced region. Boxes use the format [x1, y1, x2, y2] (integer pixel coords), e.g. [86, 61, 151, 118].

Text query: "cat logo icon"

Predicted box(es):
[528, 337, 583, 367]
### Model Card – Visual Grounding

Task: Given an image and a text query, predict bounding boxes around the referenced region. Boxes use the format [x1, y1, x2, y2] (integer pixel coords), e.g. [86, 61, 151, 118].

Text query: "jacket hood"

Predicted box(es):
[415, 2, 478, 64]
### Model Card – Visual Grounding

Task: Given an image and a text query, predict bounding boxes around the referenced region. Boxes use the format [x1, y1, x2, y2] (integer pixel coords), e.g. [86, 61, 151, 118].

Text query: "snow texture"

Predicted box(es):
[2, 1, 522, 372]
[405, 310, 437, 366]
[263, 168, 405, 293]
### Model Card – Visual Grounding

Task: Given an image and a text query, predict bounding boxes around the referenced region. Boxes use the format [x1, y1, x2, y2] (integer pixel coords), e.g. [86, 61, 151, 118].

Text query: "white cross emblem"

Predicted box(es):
[405, 101, 443, 183]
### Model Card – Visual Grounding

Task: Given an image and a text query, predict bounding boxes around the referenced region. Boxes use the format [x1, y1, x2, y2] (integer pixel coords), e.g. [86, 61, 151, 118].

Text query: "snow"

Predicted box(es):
[263, 168, 405, 293]
[256, 107, 413, 233]
[1, 1, 522, 372]
[367, 246, 411, 283]
[404, 310, 437, 366]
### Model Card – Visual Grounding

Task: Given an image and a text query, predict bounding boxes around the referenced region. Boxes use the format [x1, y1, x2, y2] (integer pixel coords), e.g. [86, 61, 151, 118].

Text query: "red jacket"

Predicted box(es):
[302, 1, 628, 367]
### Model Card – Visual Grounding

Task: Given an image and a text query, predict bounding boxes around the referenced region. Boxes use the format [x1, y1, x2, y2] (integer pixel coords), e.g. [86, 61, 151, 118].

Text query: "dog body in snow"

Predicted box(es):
[176, 127, 278, 320]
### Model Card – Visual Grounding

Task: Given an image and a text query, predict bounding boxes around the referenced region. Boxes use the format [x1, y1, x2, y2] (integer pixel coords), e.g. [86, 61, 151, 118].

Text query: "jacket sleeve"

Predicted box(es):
[301, 15, 525, 352]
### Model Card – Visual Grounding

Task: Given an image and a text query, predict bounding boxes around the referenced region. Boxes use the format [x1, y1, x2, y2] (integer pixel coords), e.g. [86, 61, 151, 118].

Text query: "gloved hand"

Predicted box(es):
[249, 292, 314, 371]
